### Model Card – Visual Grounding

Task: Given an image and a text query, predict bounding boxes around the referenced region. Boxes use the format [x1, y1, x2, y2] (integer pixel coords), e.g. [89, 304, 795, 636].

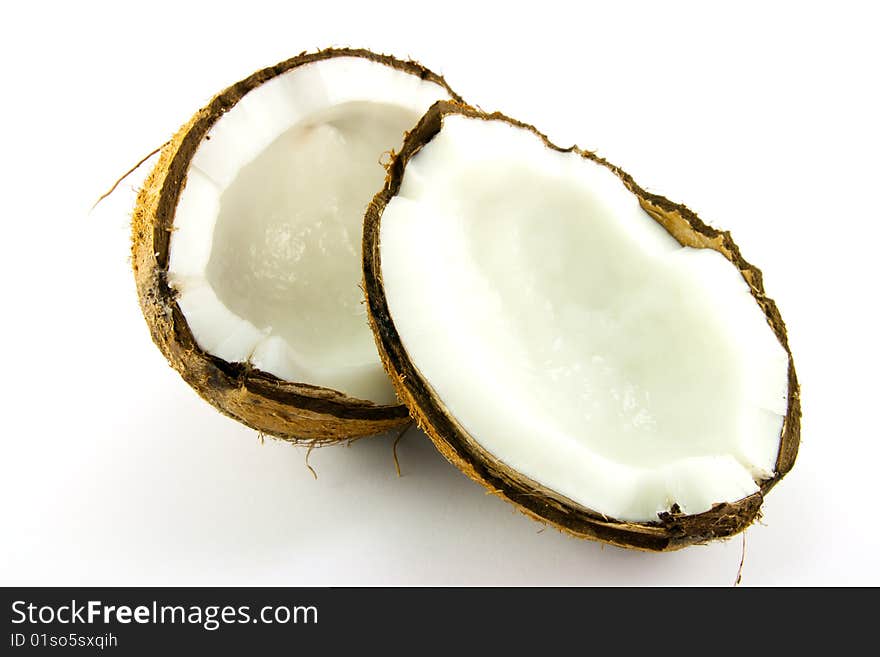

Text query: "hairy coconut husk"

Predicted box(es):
[133, 49, 462, 444]
[363, 101, 801, 549]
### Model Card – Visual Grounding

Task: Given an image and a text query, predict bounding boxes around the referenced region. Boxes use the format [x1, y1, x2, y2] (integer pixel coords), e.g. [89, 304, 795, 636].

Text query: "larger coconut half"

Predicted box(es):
[132, 49, 460, 443]
[364, 102, 800, 550]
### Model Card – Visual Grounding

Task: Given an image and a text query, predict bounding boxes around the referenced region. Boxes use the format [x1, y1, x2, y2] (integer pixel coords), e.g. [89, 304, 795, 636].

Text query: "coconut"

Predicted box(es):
[363, 102, 800, 549]
[132, 49, 460, 443]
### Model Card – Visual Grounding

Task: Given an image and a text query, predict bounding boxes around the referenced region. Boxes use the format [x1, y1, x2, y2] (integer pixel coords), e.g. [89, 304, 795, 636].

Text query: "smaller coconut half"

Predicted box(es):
[132, 49, 461, 443]
[363, 102, 800, 550]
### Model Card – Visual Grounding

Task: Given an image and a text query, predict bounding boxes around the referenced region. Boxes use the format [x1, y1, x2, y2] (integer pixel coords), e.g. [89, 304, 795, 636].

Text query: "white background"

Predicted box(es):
[1, 1, 877, 586]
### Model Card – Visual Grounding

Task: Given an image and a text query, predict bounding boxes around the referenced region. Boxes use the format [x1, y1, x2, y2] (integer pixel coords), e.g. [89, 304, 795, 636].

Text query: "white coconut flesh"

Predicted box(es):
[379, 115, 790, 522]
[167, 57, 452, 405]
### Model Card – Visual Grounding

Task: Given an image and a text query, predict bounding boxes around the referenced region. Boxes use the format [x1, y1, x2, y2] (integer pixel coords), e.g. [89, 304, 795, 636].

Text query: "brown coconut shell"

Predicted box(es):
[132, 48, 462, 444]
[363, 101, 801, 550]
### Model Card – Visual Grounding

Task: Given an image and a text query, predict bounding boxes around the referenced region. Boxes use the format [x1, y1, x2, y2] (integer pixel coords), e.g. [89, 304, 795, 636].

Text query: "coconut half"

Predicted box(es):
[364, 102, 800, 549]
[132, 49, 460, 443]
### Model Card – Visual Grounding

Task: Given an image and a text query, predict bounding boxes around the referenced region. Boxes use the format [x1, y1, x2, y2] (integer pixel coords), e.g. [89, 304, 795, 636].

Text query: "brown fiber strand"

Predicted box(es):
[735, 531, 747, 586]
[93, 142, 167, 211]
[391, 421, 415, 477]
[305, 441, 318, 480]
